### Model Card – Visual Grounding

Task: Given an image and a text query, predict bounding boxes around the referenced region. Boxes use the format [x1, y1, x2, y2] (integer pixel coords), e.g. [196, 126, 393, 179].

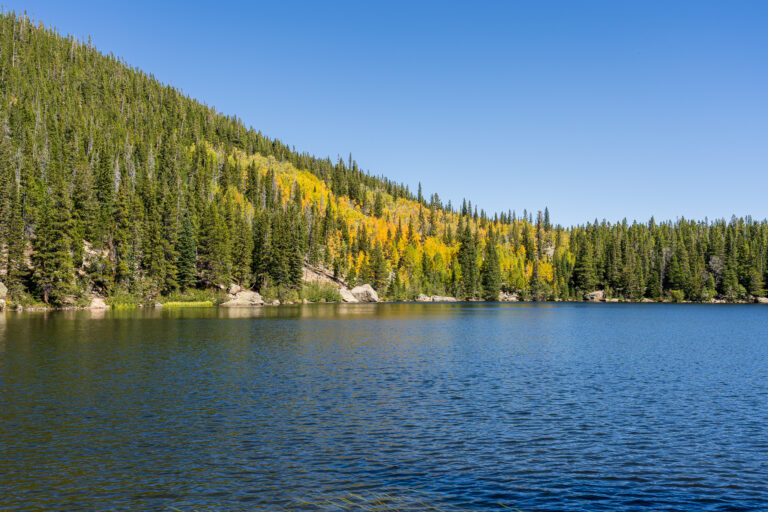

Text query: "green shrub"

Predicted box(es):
[301, 281, 342, 302]
[669, 289, 685, 303]
[161, 288, 227, 305]
[105, 286, 141, 307]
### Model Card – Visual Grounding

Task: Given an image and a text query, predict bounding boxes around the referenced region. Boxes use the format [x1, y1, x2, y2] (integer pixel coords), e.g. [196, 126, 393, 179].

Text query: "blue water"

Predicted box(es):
[1, 303, 767, 511]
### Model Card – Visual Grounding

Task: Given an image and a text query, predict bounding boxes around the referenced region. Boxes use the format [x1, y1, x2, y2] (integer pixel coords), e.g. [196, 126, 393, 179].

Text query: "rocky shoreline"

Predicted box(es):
[2, 276, 766, 312]
[2, 294, 767, 313]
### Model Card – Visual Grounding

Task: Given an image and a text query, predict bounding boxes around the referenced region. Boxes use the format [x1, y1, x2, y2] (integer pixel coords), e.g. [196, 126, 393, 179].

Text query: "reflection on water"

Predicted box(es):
[1, 303, 767, 511]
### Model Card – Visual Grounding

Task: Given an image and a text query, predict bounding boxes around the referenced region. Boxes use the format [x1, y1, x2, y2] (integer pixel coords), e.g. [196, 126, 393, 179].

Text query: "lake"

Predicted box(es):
[1, 303, 767, 511]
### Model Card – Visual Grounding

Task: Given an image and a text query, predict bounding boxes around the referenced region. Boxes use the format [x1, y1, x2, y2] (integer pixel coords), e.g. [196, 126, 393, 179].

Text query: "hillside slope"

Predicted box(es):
[0, 12, 766, 307]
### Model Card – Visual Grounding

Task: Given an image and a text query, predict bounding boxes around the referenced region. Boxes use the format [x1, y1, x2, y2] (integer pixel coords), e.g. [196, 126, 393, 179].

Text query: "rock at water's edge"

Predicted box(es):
[431, 295, 457, 302]
[339, 287, 359, 303]
[221, 290, 264, 307]
[351, 284, 379, 303]
[756, 297, 768, 304]
[416, 294, 432, 302]
[0, 281, 7, 298]
[584, 290, 605, 302]
[498, 291, 519, 302]
[89, 297, 109, 309]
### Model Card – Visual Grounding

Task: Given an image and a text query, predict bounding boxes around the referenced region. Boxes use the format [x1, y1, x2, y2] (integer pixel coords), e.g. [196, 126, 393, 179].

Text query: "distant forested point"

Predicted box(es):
[0, 12, 766, 307]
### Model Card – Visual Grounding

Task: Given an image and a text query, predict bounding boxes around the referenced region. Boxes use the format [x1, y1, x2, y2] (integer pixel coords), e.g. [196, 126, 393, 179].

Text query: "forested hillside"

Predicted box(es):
[0, 12, 766, 307]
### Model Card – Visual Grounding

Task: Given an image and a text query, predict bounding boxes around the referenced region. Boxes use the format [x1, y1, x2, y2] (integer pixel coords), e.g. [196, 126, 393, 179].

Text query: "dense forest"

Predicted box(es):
[0, 12, 766, 307]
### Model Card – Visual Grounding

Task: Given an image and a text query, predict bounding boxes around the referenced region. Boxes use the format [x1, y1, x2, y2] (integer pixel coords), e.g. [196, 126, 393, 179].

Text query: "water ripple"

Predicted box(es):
[1, 303, 767, 511]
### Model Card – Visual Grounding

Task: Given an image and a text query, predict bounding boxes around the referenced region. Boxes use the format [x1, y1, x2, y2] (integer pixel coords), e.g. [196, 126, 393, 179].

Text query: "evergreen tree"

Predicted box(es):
[177, 212, 197, 290]
[197, 201, 231, 288]
[457, 224, 478, 298]
[230, 209, 254, 285]
[5, 181, 27, 296]
[373, 192, 384, 218]
[251, 211, 270, 290]
[480, 230, 501, 301]
[573, 237, 597, 292]
[369, 241, 388, 291]
[32, 182, 75, 304]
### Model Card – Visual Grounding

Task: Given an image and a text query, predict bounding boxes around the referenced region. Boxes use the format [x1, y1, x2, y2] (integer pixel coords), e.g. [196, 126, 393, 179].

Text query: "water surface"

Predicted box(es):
[1, 303, 767, 511]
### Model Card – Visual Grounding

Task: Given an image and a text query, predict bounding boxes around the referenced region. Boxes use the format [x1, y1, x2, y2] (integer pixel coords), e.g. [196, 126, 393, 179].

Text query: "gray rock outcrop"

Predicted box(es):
[584, 290, 605, 302]
[221, 290, 264, 307]
[416, 294, 432, 302]
[756, 297, 768, 304]
[498, 291, 519, 302]
[431, 295, 457, 302]
[339, 287, 359, 303]
[302, 265, 348, 287]
[0, 281, 7, 298]
[89, 297, 109, 309]
[351, 284, 379, 303]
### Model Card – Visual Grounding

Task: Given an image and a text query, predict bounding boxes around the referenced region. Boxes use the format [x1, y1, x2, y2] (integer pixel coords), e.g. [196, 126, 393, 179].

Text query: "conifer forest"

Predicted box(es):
[0, 12, 766, 307]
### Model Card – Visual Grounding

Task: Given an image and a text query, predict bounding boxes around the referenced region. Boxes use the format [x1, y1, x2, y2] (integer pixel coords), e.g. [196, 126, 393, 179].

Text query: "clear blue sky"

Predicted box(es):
[7, 1, 767, 225]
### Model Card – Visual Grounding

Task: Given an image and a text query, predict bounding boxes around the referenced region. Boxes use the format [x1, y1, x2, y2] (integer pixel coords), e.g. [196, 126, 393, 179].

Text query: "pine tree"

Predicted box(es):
[176, 212, 197, 290]
[457, 223, 478, 298]
[373, 192, 384, 218]
[251, 211, 270, 290]
[480, 230, 501, 301]
[230, 208, 254, 286]
[5, 181, 27, 296]
[369, 241, 388, 291]
[32, 182, 75, 305]
[197, 201, 231, 288]
[573, 238, 597, 292]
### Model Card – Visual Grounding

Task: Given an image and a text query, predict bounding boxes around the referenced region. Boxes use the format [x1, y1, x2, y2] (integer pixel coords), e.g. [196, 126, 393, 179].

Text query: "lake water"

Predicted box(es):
[1, 303, 767, 511]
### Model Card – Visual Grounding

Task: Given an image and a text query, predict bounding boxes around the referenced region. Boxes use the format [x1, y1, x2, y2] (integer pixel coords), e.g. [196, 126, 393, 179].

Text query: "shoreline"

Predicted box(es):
[3, 297, 766, 312]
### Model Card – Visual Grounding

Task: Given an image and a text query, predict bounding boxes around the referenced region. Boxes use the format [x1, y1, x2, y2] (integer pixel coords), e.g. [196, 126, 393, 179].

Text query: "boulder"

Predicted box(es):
[221, 290, 264, 307]
[584, 290, 605, 302]
[339, 287, 359, 303]
[431, 295, 457, 302]
[153, 302, 163, 308]
[606, 298, 620, 303]
[498, 291, 519, 302]
[270, 300, 281, 306]
[0, 298, 5, 311]
[351, 284, 379, 303]
[89, 297, 109, 309]
[228, 284, 242, 295]
[756, 297, 768, 304]
[416, 294, 433, 302]
[302, 298, 309, 304]
[0, 280, 7, 298]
